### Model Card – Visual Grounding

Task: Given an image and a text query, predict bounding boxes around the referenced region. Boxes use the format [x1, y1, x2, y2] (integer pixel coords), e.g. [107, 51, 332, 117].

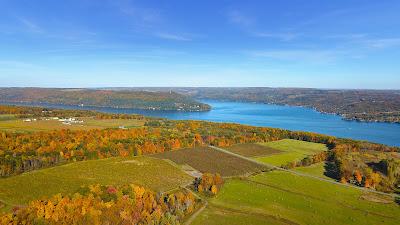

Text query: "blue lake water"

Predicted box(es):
[4, 100, 399, 146]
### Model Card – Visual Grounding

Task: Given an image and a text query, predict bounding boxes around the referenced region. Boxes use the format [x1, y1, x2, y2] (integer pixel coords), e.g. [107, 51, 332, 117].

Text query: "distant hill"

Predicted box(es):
[119, 87, 400, 123]
[0, 88, 211, 111]
[186, 87, 400, 123]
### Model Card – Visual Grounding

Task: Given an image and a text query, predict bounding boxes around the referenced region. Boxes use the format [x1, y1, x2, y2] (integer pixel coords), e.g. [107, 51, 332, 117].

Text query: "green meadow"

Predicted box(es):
[0, 156, 192, 212]
[0, 117, 144, 132]
[255, 139, 328, 166]
[293, 162, 335, 179]
[0, 115, 15, 121]
[193, 171, 400, 225]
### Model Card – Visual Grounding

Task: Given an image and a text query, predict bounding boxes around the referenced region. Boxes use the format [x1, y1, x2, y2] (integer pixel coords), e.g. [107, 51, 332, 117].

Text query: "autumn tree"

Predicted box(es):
[194, 173, 224, 196]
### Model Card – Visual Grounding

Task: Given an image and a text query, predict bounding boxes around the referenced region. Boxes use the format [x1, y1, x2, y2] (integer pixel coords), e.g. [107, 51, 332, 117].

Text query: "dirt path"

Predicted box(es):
[184, 200, 208, 225]
[180, 186, 208, 225]
[209, 146, 399, 198]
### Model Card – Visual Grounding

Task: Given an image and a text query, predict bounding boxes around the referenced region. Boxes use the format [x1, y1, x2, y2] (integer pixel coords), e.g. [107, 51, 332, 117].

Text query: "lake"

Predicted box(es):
[3, 100, 400, 146]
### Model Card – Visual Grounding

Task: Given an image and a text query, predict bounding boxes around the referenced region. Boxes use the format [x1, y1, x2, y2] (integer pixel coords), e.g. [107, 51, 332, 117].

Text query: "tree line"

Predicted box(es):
[0, 183, 198, 224]
[330, 143, 400, 192]
[0, 104, 146, 120]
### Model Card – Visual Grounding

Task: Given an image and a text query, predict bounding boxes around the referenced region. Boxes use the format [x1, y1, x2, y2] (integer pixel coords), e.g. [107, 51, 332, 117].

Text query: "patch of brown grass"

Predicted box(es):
[153, 147, 267, 177]
[225, 143, 283, 157]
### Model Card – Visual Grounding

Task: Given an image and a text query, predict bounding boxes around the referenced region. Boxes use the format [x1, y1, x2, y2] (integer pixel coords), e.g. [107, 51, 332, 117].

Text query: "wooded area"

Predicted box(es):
[0, 183, 198, 224]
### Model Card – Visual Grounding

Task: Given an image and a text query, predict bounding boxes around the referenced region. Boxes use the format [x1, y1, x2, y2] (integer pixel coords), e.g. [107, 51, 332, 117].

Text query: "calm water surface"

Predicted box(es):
[5, 100, 400, 146]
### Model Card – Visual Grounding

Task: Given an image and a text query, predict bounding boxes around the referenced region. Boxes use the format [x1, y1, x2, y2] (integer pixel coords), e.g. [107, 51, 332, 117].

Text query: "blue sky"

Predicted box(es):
[0, 0, 399, 89]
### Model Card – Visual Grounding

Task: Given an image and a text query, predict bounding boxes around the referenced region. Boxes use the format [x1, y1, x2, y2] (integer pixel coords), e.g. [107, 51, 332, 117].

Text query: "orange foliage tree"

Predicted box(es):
[0, 183, 197, 224]
[193, 173, 224, 196]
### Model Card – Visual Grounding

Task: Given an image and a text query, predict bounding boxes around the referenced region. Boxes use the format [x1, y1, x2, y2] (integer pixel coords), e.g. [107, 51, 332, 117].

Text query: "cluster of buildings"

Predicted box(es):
[22, 118, 37, 122]
[58, 117, 84, 125]
[22, 117, 84, 126]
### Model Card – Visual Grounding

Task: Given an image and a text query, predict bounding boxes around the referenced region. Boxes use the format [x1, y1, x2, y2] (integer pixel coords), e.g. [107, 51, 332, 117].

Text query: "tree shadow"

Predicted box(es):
[395, 197, 400, 205]
[324, 161, 340, 180]
[366, 161, 386, 175]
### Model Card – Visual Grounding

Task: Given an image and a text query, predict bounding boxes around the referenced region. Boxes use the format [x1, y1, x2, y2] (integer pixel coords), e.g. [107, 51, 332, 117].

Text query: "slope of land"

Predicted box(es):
[254, 139, 328, 166]
[293, 162, 333, 179]
[153, 147, 267, 177]
[0, 87, 211, 111]
[224, 143, 283, 157]
[192, 171, 400, 225]
[0, 156, 192, 212]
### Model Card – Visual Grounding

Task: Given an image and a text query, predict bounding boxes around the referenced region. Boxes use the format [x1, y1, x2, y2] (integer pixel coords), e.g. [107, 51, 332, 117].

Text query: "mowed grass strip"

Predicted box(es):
[153, 147, 267, 177]
[193, 171, 400, 225]
[293, 162, 335, 180]
[0, 156, 192, 211]
[255, 139, 328, 166]
[225, 143, 283, 157]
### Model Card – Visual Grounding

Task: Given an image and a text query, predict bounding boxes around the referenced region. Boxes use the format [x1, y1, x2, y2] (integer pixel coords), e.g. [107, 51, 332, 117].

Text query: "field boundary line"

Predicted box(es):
[184, 200, 207, 225]
[209, 146, 399, 198]
[182, 186, 208, 225]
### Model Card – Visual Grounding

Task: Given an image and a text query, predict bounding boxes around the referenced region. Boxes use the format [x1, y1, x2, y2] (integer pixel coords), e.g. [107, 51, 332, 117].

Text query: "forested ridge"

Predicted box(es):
[0, 88, 211, 111]
[0, 104, 146, 120]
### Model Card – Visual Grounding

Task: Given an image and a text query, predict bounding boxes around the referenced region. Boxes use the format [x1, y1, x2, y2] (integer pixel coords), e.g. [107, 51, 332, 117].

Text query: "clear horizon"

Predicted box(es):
[1, 0, 400, 89]
[0, 86, 400, 91]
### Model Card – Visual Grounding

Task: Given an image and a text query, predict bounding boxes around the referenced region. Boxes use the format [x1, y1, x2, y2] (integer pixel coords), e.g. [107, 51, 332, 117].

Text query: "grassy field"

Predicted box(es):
[0, 156, 192, 212]
[293, 162, 335, 180]
[255, 139, 328, 166]
[153, 147, 267, 177]
[225, 143, 283, 157]
[0, 114, 15, 121]
[0, 117, 144, 132]
[193, 171, 400, 225]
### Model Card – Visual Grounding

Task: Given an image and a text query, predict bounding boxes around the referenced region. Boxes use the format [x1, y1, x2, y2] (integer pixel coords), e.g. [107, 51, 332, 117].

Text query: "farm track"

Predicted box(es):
[184, 196, 208, 225]
[158, 158, 208, 225]
[209, 146, 400, 198]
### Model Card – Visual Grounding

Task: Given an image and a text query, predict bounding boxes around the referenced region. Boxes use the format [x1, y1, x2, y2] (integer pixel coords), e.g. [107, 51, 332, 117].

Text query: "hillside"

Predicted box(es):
[188, 87, 400, 123]
[0, 156, 192, 211]
[0, 105, 399, 224]
[0, 88, 211, 111]
[123, 87, 400, 123]
[192, 171, 400, 225]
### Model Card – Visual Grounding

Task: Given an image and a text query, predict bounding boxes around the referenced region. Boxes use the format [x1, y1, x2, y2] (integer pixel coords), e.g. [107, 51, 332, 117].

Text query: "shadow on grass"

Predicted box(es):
[395, 197, 400, 205]
[324, 161, 340, 180]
